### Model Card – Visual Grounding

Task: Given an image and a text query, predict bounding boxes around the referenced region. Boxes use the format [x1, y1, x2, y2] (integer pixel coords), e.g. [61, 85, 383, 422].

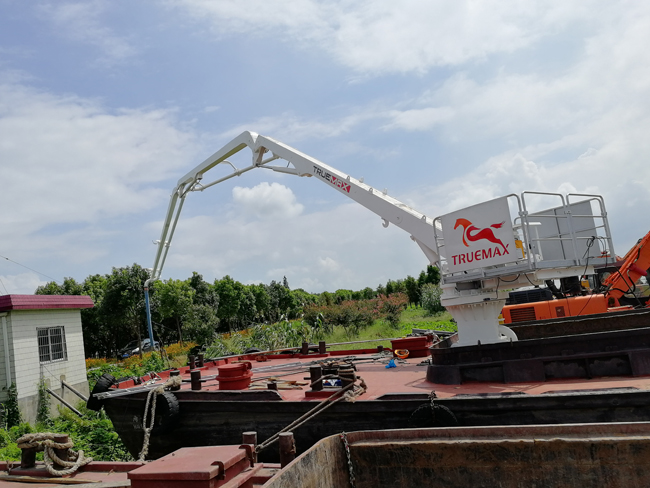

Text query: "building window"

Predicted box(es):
[37, 327, 68, 363]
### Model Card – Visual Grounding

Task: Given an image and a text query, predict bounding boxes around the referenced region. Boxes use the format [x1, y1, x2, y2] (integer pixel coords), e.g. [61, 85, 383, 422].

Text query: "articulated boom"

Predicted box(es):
[149, 131, 439, 282]
[145, 131, 616, 348]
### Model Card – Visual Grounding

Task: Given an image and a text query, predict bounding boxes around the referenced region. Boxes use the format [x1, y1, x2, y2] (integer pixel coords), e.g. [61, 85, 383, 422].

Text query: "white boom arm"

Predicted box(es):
[150, 131, 439, 282]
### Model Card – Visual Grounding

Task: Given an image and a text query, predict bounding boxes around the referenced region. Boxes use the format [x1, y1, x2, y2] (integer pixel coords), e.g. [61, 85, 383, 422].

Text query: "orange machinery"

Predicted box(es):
[501, 230, 650, 324]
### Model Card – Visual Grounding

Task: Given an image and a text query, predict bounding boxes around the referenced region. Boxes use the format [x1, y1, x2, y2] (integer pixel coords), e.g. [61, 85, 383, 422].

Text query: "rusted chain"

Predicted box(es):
[340, 432, 356, 488]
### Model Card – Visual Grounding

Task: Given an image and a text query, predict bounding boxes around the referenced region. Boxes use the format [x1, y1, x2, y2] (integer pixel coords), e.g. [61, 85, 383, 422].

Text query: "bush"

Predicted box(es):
[36, 378, 51, 426]
[51, 405, 132, 461]
[3, 382, 22, 428]
[377, 293, 409, 328]
[0, 408, 132, 462]
[86, 357, 113, 369]
[164, 342, 197, 359]
[421, 283, 444, 315]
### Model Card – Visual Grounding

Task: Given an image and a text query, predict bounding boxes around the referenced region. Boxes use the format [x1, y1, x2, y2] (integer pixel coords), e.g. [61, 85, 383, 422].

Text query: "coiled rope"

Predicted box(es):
[138, 375, 183, 461]
[16, 432, 92, 476]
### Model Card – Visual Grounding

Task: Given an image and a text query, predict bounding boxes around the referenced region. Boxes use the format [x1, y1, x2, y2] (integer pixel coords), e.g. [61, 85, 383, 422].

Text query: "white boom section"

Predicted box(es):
[150, 131, 439, 282]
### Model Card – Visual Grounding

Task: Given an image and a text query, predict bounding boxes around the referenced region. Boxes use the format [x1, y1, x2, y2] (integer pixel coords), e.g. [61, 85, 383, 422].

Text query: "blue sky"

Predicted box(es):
[1, 1, 649, 295]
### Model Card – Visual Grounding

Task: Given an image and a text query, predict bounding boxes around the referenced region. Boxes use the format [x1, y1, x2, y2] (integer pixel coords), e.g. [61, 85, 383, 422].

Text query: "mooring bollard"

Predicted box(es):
[339, 366, 355, 388]
[319, 341, 327, 354]
[301, 342, 309, 355]
[20, 446, 37, 469]
[242, 431, 257, 446]
[198, 353, 205, 367]
[53, 434, 70, 465]
[170, 370, 181, 391]
[189, 355, 196, 370]
[190, 369, 202, 390]
[377, 345, 384, 353]
[242, 431, 258, 463]
[279, 432, 296, 468]
[310, 365, 323, 391]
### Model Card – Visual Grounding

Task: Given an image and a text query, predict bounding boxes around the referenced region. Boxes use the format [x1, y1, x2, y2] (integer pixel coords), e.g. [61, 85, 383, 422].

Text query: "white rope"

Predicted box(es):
[138, 375, 182, 461]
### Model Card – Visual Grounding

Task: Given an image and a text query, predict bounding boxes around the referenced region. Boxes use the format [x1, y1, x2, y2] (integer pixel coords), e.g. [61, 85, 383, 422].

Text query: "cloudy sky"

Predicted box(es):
[1, 0, 649, 295]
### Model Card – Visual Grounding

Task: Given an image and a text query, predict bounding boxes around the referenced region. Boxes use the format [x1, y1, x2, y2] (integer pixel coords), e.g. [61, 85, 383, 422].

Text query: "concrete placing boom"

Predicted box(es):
[145, 131, 615, 347]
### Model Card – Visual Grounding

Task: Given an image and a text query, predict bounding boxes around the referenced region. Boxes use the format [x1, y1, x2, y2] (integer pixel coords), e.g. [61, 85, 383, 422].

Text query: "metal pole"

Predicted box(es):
[144, 281, 155, 348]
[46, 389, 83, 417]
[61, 380, 88, 402]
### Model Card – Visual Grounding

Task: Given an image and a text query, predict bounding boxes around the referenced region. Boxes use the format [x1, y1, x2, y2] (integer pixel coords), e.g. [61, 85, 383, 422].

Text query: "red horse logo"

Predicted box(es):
[454, 218, 507, 253]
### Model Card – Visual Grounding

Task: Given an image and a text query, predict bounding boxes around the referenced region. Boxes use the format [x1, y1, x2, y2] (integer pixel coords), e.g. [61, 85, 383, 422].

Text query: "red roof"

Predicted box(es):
[0, 295, 94, 312]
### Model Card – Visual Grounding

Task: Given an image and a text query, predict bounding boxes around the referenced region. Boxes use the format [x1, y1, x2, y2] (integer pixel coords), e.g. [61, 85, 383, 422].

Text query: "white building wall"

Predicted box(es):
[9, 309, 87, 400]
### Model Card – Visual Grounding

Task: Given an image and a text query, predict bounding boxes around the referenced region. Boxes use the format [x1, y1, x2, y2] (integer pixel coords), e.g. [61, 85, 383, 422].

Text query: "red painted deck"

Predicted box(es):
[120, 348, 650, 401]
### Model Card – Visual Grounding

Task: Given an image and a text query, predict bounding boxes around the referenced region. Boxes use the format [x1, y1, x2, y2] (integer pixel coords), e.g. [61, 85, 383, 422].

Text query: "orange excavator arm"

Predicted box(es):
[601, 230, 650, 306]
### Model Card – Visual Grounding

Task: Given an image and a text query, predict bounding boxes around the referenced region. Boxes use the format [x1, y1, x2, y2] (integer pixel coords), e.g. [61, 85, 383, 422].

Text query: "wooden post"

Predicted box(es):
[188, 355, 196, 370]
[301, 342, 309, 355]
[198, 354, 205, 368]
[319, 341, 327, 354]
[279, 432, 296, 468]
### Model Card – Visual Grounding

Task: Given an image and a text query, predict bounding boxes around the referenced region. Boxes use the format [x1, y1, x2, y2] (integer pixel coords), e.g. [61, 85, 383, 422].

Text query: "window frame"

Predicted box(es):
[37, 326, 68, 364]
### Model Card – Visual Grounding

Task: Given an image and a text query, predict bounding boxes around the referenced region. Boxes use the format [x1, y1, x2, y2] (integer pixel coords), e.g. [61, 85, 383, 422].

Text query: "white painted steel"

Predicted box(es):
[147, 132, 615, 347]
[149, 131, 440, 282]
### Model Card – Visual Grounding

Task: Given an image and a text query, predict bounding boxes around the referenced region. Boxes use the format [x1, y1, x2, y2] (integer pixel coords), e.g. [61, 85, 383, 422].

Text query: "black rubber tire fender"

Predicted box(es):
[86, 373, 117, 411]
[152, 391, 180, 435]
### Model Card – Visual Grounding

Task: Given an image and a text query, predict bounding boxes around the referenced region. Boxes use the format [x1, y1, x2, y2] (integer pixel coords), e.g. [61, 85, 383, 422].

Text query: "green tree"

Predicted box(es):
[156, 278, 195, 344]
[248, 283, 271, 322]
[81, 274, 109, 357]
[421, 283, 444, 315]
[404, 275, 420, 306]
[185, 304, 219, 345]
[188, 272, 219, 309]
[214, 276, 244, 331]
[35, 277, 83, 296]
[361, 287, 375, 300]
[102, 264, 153, 356]
[266, 280, 294, 321]
[334, 289, 353, 304]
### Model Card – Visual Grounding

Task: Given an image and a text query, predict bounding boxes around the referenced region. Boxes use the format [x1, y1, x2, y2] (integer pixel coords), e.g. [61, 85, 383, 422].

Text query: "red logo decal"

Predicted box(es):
[454, 218, 507, 253]
[331, 176, 351, 193]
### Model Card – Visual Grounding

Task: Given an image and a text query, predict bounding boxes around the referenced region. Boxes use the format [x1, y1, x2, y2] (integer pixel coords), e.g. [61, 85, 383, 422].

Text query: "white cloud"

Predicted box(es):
[0, 272, 47, 295]
[164, 202, 427, 292]
[38, 1, 136, 65]
[175, 0, 600, 74]
[232, 182, 303, 220]
[0, 81, 197, 266]
[218, 111, 378, 143]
